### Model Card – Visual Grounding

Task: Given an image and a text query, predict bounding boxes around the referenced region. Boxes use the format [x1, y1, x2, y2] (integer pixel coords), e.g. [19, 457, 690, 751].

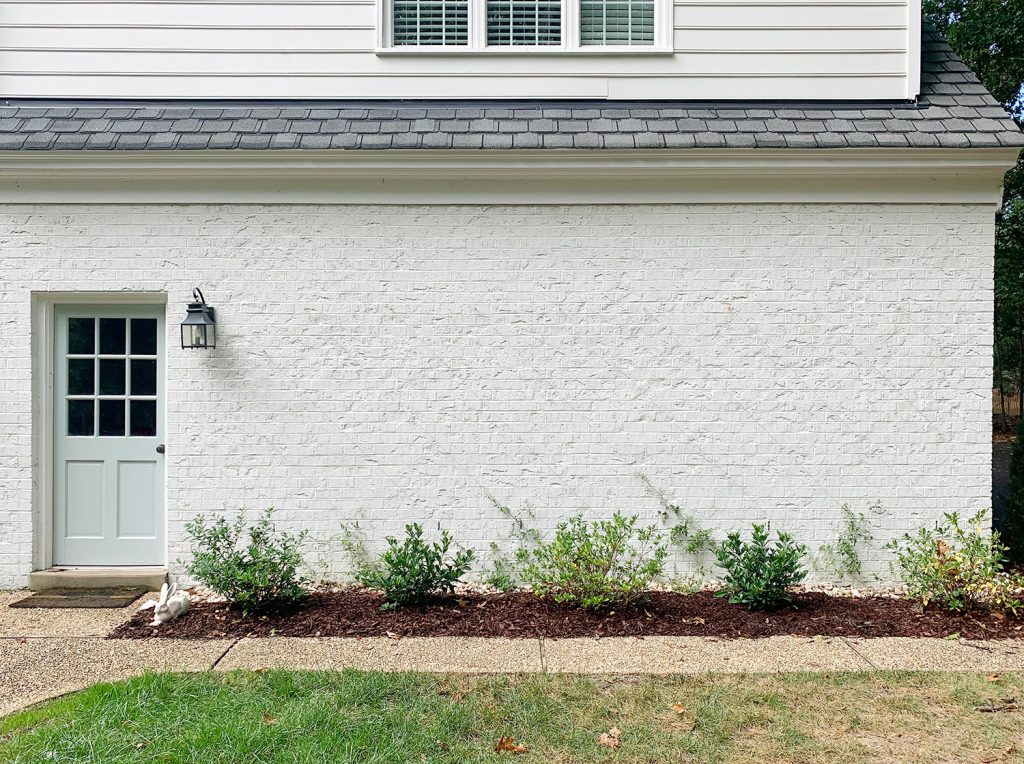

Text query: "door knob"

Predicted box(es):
[156, 444, 165, 454]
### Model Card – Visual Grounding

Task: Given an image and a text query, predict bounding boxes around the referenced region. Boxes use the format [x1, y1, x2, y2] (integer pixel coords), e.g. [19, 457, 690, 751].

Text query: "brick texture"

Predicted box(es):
[0, 203, 994, 587]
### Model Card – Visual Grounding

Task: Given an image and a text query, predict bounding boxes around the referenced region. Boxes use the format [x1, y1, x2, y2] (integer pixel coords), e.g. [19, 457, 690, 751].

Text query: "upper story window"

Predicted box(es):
[381, 0, 667, 51]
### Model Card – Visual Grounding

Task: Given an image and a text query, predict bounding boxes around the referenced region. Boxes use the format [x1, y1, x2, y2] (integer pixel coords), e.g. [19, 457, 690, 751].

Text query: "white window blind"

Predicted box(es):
[486, 0, 562, 45]
[392, 0, 470, 45]
[580, 0, 654, 45]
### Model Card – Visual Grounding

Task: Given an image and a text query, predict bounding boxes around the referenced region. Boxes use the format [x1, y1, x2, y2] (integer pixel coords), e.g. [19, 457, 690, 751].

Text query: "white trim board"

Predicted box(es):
[0, 148, 1018, 204]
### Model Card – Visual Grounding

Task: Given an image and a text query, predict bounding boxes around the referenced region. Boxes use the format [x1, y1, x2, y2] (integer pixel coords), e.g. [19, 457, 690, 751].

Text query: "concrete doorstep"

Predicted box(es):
[3, 591, 1024, 718]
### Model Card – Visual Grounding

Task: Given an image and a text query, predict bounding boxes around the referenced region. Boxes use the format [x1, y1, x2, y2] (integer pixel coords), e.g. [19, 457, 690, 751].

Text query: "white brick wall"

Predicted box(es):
[0, 203, 994, 588]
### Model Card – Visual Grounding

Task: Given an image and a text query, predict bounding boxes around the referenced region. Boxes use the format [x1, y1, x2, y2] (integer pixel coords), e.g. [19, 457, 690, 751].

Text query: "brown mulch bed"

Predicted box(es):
[108, 590, 1024, 641]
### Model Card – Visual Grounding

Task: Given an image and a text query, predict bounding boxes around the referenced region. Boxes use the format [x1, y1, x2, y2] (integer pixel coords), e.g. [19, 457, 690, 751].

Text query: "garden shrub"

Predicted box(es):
[184, 508, 310, 615]
[520, 513, 668, 608]
[356, 523, 475, 609]
[715, 523, 807, 610]
[888, 510, 1024, 614]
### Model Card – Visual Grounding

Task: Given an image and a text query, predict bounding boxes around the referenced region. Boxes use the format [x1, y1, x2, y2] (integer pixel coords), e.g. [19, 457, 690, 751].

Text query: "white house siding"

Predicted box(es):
[0, 201, 992, 588]
[0, 0, 918, 100]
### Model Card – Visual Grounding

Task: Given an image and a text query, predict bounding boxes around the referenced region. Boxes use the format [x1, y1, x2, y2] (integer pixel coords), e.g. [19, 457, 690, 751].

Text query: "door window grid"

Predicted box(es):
[65, 317, 158, 438]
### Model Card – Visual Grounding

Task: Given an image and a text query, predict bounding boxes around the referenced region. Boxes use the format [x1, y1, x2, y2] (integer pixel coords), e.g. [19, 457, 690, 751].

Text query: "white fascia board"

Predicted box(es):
[0, 148, 1018, 204]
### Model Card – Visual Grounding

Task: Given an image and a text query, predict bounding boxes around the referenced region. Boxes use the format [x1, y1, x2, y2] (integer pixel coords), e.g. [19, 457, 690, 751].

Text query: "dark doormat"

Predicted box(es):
[10, 587, 149, 609]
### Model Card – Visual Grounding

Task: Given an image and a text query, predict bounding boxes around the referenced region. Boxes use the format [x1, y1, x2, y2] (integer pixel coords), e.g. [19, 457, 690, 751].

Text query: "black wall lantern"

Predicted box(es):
[180, 288, 216, 349]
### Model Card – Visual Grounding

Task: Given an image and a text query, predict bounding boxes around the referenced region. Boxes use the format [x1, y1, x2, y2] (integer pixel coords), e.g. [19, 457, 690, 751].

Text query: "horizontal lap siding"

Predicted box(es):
[0, 203, 994, 586]
[0, 0, 913, 99]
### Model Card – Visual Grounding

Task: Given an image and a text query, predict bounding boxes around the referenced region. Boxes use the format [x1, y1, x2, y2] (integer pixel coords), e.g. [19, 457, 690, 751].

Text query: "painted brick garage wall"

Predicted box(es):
[0, 203, 994, 587]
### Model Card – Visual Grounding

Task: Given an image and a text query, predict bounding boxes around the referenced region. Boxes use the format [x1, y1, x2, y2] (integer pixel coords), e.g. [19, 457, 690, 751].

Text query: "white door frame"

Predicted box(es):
[32, 292, 168, 571]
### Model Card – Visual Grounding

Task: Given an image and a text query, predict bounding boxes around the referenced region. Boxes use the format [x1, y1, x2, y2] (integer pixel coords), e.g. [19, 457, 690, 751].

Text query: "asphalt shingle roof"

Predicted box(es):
[0, 26, 1020, 152]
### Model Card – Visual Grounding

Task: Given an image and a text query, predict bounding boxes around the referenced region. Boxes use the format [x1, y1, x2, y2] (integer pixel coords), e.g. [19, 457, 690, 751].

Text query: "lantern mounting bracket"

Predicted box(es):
[191, 287, 215, 321]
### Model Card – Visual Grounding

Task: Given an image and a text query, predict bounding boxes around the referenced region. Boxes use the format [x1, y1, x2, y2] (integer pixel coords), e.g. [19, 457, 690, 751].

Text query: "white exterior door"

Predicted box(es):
[53, 305, 165, 566]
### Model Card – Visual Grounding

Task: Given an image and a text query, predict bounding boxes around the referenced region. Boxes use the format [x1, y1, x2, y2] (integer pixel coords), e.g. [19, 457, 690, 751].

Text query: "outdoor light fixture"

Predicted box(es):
[180, 288, 216, 350]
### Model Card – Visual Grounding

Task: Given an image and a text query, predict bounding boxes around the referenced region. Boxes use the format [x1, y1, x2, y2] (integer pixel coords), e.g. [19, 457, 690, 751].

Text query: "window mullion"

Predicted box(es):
[563, 0, 576, 50]
[471, 0, 486, 49]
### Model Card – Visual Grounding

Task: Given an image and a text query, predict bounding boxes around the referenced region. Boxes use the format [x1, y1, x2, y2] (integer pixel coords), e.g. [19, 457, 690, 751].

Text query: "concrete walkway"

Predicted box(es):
[4, 591, 1024, 718]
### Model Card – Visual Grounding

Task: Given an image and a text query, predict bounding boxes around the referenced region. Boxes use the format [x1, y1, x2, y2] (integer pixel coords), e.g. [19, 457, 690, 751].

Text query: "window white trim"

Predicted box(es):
[376, 0, 672, 53]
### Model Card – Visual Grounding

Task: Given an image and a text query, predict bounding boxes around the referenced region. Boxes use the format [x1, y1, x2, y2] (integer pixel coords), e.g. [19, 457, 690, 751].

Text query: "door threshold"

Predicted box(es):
[28, 566, 167, 591]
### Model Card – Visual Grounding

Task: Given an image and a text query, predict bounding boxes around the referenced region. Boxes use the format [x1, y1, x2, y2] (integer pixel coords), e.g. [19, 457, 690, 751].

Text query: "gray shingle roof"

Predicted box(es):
[0, 26, 1020, 152]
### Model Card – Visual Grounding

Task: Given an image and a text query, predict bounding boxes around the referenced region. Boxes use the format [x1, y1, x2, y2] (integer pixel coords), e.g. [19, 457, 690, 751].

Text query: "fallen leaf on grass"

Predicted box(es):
[987, 674, 1003, 683]
[495, 737, 528, 754]
[671, 703, 687, 715]
[597, 727, 621, 749]
[262, 713, 278, 726]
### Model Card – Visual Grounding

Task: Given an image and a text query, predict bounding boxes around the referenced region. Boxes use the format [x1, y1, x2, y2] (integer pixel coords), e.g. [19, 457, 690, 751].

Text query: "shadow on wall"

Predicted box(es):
[994, 438, 1011, 532]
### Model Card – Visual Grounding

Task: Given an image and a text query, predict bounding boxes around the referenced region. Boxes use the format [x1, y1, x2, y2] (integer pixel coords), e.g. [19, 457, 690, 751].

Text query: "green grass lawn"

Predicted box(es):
[2, 670, 1024, 763]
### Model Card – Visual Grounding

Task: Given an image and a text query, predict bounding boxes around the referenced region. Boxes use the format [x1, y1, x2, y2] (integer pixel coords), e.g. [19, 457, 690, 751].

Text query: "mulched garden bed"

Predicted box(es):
[108, 590, 1024, 641]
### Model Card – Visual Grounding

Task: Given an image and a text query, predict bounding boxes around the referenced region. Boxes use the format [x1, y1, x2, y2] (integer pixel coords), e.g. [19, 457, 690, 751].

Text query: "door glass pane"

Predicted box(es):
[130, 400, 157, 437]
[67, 359, 95, 395]
[99, 399, 126, 436]
[68, 318, 95, 354]
[99, 318, 126, 355]
[67, 400, 94, 436]
[130, 359, 157, 396]
[130, 318, 158, 355]
[99, 359, 126, 395]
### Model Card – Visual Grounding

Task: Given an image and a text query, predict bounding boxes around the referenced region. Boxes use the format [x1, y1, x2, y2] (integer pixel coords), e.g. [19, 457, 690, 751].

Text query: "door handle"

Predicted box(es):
[156, 444, 165, 454]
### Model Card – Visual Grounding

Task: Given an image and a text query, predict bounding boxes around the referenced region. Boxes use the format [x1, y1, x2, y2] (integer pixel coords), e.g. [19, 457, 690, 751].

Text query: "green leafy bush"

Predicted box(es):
[184, 509, 310, 615]
[520, 513, 668, 609]
[356, 523, 475, 609]
[888, 510, 1024, 614]
[715, 524, 807, 610]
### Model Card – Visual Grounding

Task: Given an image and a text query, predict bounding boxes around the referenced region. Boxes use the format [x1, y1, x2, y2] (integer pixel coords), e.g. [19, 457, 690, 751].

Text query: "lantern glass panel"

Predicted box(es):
[181, 323, 207, 349]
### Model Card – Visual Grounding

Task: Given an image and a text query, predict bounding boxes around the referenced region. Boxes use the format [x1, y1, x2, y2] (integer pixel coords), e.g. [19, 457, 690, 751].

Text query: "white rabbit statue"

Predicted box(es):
[139, 579, 192, 626]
